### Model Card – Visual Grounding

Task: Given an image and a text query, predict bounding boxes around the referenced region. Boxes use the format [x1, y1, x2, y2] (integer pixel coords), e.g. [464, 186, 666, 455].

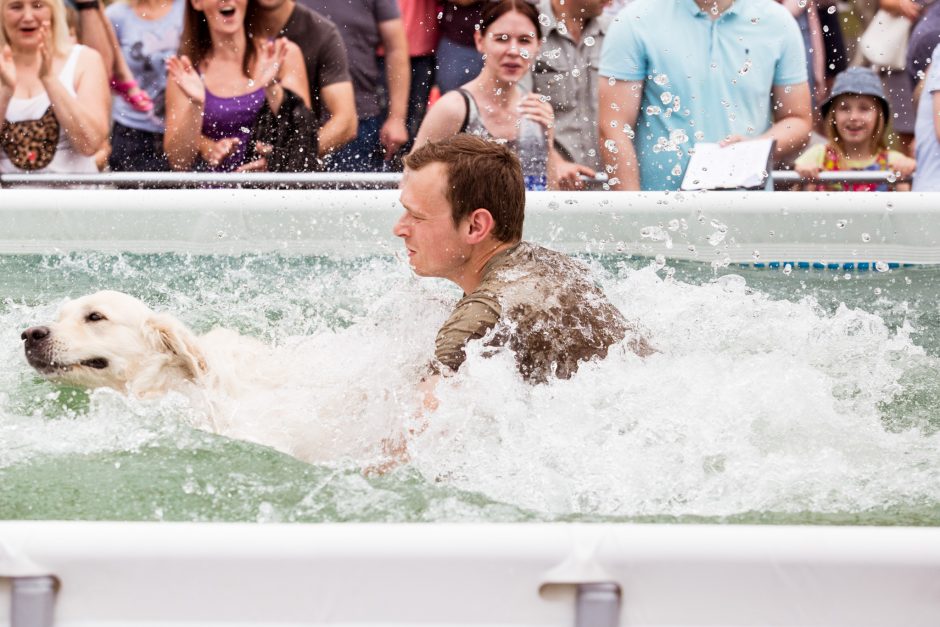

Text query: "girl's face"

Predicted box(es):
[475, 10, 539, 84]
[832, 94, 881, 150]
[192, 0, 246, 36]
[2, 0, 51, 49]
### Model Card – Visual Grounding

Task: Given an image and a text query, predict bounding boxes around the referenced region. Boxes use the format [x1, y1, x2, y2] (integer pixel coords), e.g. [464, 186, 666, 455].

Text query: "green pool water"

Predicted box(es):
[1, 252, 938, 524]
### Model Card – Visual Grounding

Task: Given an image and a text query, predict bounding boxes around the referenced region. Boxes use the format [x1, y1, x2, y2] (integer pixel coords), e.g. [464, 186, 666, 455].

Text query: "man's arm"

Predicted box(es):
[77, 3, 114, 76]
[378, 18, 410, 159]
[598, 78, 644, 191]
[766, 82, 813, 161]
[933, 90, 940, 144]
[317, 81, 358, 157]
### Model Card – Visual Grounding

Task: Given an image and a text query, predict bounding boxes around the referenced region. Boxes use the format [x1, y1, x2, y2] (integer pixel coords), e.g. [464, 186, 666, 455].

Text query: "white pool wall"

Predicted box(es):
[2, 522, 940, 626]
[1, 189, 938, 264]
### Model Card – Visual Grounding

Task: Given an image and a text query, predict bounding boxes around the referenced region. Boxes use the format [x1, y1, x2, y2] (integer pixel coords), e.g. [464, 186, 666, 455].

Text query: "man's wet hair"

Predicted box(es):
[404, 135, 525, 243]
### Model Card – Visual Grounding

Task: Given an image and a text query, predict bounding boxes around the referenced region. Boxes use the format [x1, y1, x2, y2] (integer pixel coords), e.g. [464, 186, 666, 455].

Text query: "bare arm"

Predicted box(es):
[598, 77, 643, 190]
[0, 45, 13, 122]
[77, 2, 115, 76]
[766, 82, 813, 161]
[880, 0, 922, 20]
[163, 56, 205, 170]
[932, 90, 940, 143]
[378, 18, 410, 158]
[43, 46, 110, 155]
[411, 91, 466, 149]
[367, 373, 440, 475]
[0, 86, 11, 123]
[261, 40, 310, 114]
[316, 81, 357, 157]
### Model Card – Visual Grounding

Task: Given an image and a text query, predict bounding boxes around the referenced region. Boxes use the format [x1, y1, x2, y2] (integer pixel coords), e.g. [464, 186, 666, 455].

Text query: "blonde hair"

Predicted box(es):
[0, 0, 72, 56]
[825, 94, 888, 158]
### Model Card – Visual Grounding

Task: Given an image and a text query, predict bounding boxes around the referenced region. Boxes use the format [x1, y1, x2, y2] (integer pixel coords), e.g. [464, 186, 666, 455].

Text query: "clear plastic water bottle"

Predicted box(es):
[518, 115, 549, 191]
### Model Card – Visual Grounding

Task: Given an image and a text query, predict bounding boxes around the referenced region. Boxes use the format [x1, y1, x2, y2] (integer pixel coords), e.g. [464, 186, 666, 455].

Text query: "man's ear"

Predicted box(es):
[145, 313, 209, 381]
[465, 208, 496, 244]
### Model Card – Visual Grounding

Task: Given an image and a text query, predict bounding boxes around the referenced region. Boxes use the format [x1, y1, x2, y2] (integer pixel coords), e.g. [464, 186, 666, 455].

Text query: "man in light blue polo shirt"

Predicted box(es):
[598, 0, 812, 191]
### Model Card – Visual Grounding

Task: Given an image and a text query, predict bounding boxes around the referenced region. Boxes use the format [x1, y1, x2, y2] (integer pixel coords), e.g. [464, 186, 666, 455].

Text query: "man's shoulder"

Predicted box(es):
[734, 0, 799, 27]
[604, 0, 679, 39]
[488, 242, 585, 282]
[286, 3, 340, 35]
[615, 0, 672, 21]
[593, 11, 614, 35]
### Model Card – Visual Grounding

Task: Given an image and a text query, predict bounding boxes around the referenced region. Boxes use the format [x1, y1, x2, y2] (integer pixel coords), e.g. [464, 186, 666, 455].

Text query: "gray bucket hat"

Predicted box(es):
[820, 67, 890, 119]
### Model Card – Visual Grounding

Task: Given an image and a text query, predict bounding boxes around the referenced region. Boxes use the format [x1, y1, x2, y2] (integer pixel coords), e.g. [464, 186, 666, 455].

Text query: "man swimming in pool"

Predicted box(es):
[394, 134, 651, 387]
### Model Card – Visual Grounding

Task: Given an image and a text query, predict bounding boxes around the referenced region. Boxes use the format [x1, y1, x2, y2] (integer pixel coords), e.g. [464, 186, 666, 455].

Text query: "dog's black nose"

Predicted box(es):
[21, 326, 51, 343]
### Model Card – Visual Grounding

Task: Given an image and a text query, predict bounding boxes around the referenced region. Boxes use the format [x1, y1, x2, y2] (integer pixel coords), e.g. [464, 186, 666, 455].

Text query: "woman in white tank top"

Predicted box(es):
[0, 0, 110, 173]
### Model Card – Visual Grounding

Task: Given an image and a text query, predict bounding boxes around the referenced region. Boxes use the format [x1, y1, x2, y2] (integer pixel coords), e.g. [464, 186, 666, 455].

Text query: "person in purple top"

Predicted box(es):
[163, 0, 309, 171]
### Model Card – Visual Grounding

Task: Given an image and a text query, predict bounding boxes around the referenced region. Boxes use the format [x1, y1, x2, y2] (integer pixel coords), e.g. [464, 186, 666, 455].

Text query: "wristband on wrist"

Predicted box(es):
[75, 1, 99, 11]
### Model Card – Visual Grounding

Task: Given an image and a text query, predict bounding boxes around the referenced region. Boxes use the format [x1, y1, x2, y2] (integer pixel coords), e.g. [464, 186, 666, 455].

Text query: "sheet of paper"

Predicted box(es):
[680, 139, 775, 190]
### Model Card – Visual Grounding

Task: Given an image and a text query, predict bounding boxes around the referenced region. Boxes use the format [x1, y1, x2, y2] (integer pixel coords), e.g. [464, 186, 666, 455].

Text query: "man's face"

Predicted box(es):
[394, 163, 469, 281]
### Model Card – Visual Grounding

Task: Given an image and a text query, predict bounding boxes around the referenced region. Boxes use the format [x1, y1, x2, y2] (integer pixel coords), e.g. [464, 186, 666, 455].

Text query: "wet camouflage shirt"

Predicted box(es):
[434, 242, 627, 382]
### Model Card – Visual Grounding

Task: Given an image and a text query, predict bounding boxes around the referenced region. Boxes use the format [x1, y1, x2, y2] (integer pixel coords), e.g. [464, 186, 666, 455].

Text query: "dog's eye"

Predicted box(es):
[86, 312, 106, 322]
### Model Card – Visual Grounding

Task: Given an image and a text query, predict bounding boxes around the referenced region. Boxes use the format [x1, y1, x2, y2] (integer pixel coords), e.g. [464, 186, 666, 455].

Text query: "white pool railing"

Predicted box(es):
[0, 188, 937, 265]
[2, 522, 940, 626]
[0, 170, 910, 189]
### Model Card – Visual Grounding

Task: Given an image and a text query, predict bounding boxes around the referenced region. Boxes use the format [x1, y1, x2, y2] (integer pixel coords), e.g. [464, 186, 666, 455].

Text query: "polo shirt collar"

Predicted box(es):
[683, 0, 740, 18]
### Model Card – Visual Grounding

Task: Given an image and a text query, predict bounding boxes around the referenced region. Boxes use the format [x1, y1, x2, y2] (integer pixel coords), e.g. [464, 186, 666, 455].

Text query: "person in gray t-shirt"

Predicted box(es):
[529, 0, 611, 188]
[301, 0, 410, 172]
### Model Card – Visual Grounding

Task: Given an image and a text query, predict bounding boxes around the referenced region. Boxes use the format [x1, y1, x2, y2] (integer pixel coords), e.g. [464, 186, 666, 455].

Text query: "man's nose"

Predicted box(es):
[21, 326, 51, 344]
[392, 213, 408, 237]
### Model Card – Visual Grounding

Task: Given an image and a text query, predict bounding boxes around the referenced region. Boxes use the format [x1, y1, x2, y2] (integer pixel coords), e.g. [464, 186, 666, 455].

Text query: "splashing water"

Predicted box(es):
[1, 253, 939, 524]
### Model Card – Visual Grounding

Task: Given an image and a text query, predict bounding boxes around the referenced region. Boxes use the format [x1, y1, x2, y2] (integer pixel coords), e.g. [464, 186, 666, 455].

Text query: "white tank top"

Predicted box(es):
[0, 45, 98, 174]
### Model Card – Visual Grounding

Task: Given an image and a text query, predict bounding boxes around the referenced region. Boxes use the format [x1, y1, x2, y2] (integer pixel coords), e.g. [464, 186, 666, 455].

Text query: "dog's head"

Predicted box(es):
[21, 290, 208, 396]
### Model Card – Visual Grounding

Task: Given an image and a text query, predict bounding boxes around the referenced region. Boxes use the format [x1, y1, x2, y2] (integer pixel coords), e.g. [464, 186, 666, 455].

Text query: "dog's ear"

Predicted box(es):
[145, 313, 209, 381]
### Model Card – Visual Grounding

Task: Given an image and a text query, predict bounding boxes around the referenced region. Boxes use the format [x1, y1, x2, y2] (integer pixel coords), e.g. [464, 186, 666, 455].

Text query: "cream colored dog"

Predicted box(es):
[20, 291, 278, 416]
[20, 290, 393, 464]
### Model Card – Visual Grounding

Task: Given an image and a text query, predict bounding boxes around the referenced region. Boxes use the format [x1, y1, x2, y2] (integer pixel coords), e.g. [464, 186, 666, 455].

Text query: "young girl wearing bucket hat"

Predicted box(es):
[795, 66, 916, 191]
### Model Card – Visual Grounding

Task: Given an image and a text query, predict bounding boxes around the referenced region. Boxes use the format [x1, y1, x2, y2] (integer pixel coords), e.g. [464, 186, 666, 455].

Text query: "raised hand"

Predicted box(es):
[255, 37, 288, 89]
[0, 45, 15, 91]
[167, 55, 205, 105]
[518, 92, 555, 141]
[37, 23, 53, 81]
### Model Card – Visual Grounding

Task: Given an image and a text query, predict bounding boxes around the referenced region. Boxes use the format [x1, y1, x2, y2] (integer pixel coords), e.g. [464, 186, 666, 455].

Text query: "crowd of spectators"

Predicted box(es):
[1, 0, 939, 190]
